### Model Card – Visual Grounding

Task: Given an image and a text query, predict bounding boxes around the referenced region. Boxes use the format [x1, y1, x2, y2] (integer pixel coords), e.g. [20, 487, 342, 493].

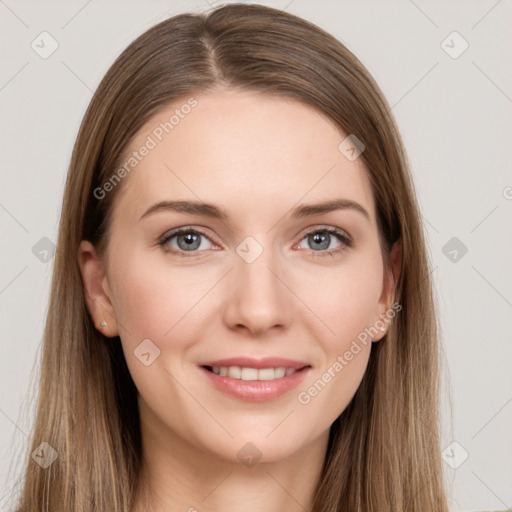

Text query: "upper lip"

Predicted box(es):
[199, 357, 311, 370]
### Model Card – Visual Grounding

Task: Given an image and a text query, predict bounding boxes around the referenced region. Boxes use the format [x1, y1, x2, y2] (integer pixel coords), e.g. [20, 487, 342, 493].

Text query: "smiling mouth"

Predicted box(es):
[202, 365, 311, 381]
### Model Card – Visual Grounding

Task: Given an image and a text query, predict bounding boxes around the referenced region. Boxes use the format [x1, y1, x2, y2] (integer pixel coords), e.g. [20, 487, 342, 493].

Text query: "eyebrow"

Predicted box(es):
[139, 198, 370, 222]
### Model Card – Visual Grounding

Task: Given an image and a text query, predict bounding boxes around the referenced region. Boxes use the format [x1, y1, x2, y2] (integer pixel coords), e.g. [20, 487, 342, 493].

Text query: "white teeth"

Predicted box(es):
[209, 365, 299, 380]
[227, 366, 242, 379]
[257, 368, 275, 381]
[241, 367, 258, 380]
[273, 367, 286, 378]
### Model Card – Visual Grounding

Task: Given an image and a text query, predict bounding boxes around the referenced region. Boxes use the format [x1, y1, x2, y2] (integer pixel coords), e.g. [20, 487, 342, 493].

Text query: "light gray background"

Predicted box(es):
[1, 1, 511, 511]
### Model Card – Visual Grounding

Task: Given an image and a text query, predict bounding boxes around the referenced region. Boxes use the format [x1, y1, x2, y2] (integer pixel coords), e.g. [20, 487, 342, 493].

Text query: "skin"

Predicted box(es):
[78, 87, 401, 512]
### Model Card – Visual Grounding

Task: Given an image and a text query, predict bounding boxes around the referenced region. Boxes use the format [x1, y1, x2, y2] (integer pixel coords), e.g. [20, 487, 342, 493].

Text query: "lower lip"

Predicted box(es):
[199, 366, 311, 402]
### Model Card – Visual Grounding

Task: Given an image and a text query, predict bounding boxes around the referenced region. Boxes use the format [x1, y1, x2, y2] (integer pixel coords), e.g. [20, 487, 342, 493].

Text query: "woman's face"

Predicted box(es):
[80, 87, 396, 464]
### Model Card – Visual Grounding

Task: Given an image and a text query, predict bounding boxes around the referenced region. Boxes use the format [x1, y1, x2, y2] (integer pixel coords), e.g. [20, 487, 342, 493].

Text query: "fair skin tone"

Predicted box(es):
[78, 87, 401, 512]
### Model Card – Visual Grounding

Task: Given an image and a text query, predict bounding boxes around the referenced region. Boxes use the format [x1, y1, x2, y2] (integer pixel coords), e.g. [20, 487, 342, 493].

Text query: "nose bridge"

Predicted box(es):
[235, 234, 282, 300]
[223, 234, 289, 333]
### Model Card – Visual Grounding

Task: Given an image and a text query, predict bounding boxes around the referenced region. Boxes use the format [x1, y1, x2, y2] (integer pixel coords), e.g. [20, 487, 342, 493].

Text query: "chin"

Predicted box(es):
[205, 429, 314, 466]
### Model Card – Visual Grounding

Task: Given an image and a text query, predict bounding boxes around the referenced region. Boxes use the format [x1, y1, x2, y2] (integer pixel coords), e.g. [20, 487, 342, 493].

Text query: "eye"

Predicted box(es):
[295, 227, 353, 257]
[157, 225, 353, 258]
[157, 227, 216, 256]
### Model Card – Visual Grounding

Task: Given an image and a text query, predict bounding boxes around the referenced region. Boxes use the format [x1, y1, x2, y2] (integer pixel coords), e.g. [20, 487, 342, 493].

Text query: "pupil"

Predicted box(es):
[179, 233, 200, 251]
[310, 232, 329, 250]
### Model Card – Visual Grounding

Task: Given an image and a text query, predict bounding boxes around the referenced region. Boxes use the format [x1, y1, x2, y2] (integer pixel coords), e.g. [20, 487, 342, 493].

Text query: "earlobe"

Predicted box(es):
[372, 239, 402, 342]
[77, 240, 119, 337]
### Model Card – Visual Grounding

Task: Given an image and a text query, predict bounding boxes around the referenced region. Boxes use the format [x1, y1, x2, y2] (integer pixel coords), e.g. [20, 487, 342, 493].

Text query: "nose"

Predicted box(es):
[222, 246, 291, 336]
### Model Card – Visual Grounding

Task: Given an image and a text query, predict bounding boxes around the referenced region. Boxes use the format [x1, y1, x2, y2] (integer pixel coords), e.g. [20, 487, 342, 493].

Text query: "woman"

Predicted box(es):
[12, 3, 450, 511]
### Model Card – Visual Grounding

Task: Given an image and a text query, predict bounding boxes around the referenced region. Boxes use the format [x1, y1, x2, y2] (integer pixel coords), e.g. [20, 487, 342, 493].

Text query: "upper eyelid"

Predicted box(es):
[159, 226, 217, 245]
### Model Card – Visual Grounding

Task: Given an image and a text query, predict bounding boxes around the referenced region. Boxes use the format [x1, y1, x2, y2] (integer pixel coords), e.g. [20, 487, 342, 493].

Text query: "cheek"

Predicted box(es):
[107, 253, 209, 400]
[302, 260, 383, 345]
[107, 251, 204, 348]
[294, 258, 382, 411]
[296, 269, 379, 423]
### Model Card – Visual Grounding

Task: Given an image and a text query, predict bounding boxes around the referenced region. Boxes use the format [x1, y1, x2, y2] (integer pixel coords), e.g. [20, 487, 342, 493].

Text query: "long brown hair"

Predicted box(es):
[11, 4, 450, 511]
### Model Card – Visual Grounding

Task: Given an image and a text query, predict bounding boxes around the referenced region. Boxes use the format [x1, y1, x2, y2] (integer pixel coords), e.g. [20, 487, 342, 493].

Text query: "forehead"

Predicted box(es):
[112, 88, 376, 226]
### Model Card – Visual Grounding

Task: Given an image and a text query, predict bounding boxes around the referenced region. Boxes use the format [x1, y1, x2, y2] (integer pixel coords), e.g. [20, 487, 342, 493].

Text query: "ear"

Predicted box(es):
[77, 240, 119, 337]
[372, 239, 402, 342]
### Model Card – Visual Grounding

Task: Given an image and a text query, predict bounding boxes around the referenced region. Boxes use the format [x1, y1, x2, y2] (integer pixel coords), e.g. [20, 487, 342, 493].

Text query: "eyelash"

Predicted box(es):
[157, 226, 353, 259]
